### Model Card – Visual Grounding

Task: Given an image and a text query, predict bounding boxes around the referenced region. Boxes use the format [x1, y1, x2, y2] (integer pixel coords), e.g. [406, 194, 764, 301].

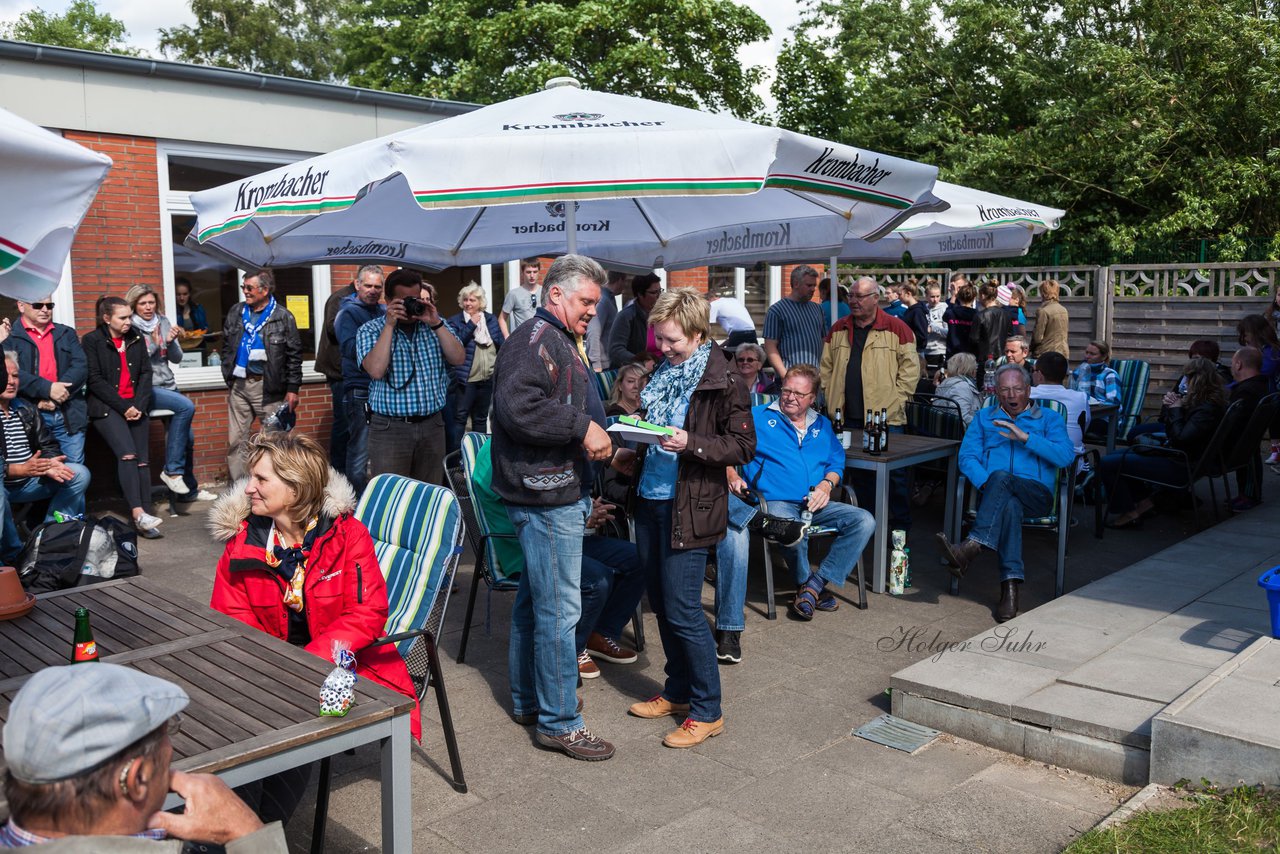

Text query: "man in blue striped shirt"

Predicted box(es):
[763, 265, 826, 383]
[357, 269, 464, 485]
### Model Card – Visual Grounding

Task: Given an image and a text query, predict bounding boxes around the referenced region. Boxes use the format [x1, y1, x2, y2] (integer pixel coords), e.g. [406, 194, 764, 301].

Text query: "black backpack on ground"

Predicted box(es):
[16, 515, 140, 593]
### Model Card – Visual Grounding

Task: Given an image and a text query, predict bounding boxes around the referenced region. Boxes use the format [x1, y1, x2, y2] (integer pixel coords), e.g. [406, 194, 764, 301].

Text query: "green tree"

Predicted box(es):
[338, 0, 771, 118]
[0, 0, 138, 54]
[159, 0, 345, 81]
[775, 0, 1280, 258]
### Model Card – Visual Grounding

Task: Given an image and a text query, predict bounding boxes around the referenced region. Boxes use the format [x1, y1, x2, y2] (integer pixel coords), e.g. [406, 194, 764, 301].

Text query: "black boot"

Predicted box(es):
[935, 533, 983, 579]
[996, 580, 1020, 623]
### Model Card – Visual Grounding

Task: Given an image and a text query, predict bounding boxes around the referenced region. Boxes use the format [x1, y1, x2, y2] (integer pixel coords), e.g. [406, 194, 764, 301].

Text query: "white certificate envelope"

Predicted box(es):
[607, 422, 668, 445]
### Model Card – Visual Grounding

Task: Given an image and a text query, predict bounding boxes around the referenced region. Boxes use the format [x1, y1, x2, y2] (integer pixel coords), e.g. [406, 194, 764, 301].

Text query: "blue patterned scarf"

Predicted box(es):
[641, 342, 712, 429]
[234, 296, 277, 378]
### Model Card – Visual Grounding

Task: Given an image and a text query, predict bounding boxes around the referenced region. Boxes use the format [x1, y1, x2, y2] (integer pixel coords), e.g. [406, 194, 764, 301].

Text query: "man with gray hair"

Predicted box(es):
[762, 264, 825, 382]
[1, 662, 286, 850]
[936, 364, 1075, 622]
[334, 264, 386, 492]
[492, 253, 617, 761]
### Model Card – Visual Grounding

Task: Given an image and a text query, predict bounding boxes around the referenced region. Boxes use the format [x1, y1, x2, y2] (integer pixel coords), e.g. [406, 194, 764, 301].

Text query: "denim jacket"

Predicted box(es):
[959, 402, 1075, 492]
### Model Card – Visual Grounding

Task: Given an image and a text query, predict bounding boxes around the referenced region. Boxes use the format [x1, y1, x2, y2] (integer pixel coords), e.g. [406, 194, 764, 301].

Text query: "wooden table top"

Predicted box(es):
[844, 430, 960, 464]
[0, 577, 413, 778]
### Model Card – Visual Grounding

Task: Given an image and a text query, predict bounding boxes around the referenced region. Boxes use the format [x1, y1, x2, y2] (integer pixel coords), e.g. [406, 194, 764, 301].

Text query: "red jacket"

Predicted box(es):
[209, 482, 421, 741]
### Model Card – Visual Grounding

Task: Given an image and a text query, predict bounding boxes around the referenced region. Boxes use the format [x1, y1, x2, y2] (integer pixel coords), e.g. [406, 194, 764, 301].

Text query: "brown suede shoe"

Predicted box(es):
[996, 579, 1020, 623]
[935, 532, 983, 579]
[662, 717, 724, 748]
[628, 695, 691, 719]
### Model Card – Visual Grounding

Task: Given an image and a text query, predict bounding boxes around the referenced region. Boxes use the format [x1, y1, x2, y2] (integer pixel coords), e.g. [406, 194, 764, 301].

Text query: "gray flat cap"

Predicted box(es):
[4, 663, 189, 784]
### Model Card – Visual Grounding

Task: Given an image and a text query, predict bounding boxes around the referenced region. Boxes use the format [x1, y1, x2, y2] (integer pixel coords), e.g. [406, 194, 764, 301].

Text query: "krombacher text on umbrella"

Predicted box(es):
[705, 223, 792, 254]
[235, 166, 332, 211]
[802, 147, 894, 187]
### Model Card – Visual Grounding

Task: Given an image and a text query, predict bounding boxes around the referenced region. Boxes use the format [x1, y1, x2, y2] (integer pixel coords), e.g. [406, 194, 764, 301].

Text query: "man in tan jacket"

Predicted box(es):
[820, 276, 919, 531]
[1030, 279, 1070, 359]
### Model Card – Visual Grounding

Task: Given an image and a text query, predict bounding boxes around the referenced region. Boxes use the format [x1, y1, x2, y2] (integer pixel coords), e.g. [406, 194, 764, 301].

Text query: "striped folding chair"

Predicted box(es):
[1110, 359, 1151, 443]
[596, 369, 619, 403]
[750, 392, 778, 408]
[312, 475, 467, 852]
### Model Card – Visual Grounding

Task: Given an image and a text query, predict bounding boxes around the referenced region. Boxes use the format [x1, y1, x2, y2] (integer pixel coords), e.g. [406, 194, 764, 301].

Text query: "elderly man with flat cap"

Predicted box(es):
[1, 663, 286, 851]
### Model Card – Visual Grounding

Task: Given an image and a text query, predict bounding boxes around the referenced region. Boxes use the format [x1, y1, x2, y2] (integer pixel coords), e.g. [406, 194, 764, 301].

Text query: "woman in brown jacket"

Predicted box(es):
[625, 288, 755, 748]
[1030, 279, 1071, 359]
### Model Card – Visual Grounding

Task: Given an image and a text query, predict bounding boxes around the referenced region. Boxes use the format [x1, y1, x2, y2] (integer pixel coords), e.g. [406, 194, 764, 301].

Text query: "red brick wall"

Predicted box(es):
[63, 133, 164, 329]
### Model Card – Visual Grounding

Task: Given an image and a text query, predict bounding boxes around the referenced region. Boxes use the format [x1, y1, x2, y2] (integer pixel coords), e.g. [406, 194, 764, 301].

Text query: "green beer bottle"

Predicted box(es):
[72, 607, 99, 663]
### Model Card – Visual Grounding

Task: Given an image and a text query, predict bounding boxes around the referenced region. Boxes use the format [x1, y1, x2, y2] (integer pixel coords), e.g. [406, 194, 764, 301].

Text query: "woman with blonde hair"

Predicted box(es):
[606, 361, 648, 416]
[626, 287, 754, 748]
[446, 282, 505, 447]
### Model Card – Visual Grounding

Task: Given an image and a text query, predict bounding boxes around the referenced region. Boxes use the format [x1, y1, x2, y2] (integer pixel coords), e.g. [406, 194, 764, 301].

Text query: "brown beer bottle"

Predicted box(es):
[72, 607, 99, 663]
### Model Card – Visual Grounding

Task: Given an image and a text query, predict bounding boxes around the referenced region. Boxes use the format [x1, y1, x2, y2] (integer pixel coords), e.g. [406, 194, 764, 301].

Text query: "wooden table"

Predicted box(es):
[845, 431, 962, 594]
[0, 577, 415, 853]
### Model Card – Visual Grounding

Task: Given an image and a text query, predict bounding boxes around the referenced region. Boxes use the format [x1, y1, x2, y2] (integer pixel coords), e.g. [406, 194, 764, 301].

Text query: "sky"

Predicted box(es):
[0, 0, 806, 112]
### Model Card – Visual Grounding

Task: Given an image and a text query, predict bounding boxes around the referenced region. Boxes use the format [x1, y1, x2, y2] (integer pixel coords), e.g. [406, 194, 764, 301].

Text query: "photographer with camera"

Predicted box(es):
[356, 268, 464, 485]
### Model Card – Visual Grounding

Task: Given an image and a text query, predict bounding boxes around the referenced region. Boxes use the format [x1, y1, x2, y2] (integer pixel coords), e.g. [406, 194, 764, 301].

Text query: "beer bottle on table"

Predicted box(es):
[880, 407, 890, 451]
[863, 409, 873, 452]
[869, 410, 881, 455]
[73, 607, 99, 663]
[833, 407, 843, 433]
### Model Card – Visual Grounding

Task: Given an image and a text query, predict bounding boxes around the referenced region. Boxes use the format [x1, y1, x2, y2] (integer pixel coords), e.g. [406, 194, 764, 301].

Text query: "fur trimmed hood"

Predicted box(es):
[207, 468, 359, 542]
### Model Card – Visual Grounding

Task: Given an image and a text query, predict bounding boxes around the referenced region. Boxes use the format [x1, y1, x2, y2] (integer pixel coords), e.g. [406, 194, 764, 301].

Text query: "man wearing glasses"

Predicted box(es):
[5, 297, 89, 465]
[607, 273, 663, 369]
[1, 663, 287, 850]
[820, 276, 919, 532]
[716, 365, 875, 658]
[219, 270, 303, 480]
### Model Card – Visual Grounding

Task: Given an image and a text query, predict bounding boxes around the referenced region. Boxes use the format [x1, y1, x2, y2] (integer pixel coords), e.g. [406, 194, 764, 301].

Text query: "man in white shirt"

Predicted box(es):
[1030, 351, 1090, 455]
[708, 294, 757, 349]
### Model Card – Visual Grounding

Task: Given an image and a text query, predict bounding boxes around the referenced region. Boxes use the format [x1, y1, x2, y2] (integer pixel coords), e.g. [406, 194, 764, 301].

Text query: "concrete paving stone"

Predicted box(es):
[1023, 727, 1150, 786]
[1198, 571, 1276, 612]
[429, 773, 649, 854]
[897, 778, 1105, 853]
[891, 649, 1061, 717]
[807, 732, 1005, 802]
[779, 659, 895, 713]
[1062, 567, 1217, 609]
[962, 618, 1127, 672]
[1215, 636, 1280, 684]
[708, 686, 864, 774]
[969, 756, 1134, 816]
[1151, 711, 1280, 788]
[893, 692, 1029, 757]
[1160, 599, 1275, 636]
[606, 807, 788, 854]
[1013, 683, 1165, 748]
[713, 762, 919, 850]
[1121, 623, 1258, 669]
[1058, 649, 1213, 704]
[1162, 675, 1280, 746]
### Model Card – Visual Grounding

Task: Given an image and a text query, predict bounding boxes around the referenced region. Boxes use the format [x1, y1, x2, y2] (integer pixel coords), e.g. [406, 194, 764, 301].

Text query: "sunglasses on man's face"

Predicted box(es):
[29, 302, 54, 310]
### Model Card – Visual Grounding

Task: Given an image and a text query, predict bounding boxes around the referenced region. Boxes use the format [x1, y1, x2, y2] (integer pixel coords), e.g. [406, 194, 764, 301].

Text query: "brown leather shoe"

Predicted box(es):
[935, 533, 983, 579]
[628, 695, 691, 719]
[662, 717, 724, 748]
[996, 579, 1020, 622]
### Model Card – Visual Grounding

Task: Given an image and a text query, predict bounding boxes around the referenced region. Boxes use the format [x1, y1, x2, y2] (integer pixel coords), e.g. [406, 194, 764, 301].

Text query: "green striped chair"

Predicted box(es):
[1110, 359, 1151, 443]
[957, 397, 1078, 598]
[750, 392, 778, 408]
[447, 432, 520, 664]
[596, 368, 619, 403]
[313, 474, 468, 851]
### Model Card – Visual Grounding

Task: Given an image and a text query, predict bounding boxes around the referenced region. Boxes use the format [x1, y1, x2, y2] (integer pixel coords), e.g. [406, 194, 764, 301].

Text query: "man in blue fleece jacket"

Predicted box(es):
[936, 363, 1075, 622]
[716, 365, 875, 659]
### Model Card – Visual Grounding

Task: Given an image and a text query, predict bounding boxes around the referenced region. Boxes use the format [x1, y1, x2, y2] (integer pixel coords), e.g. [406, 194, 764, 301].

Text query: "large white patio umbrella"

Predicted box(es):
[185, 80, 942, 273]
[0, 106, 112, 300]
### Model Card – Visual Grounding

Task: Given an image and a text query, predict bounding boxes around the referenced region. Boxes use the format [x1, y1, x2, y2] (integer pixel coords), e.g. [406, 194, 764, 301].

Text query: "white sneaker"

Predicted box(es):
[135, 513, 164, 532]
[159, 471, 190, 495]
[193, 489, 219, 502]
[1267, 449, 1280, 465]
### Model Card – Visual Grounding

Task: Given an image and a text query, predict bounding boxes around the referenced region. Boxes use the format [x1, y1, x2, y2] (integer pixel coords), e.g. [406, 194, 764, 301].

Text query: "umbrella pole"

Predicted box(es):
[565, 200, 577, 254]
[830, 254, 839, 326]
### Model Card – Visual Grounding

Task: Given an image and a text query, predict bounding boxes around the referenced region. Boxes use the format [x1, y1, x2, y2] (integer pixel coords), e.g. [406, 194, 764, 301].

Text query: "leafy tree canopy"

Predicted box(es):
[1, 0, 138, 54]
[159, 0, 345, 81]
[337, 0, 771, 118]
[775, 0, 1280, 258]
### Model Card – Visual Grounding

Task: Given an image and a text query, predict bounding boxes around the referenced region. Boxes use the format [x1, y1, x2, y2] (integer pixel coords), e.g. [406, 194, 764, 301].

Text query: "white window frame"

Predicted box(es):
[156, 139, 329, 391]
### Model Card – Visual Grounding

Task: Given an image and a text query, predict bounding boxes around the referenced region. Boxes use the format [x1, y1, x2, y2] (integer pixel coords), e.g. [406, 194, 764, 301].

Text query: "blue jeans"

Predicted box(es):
[41, 409, 85, 465]
[506, 497, 591, 736]
[576, 534, 646, 652]
[328, 380, 348, 473]
[715, 494, 876, 630]
[968, 470, 1053, 582]
[0, 464, 91, 560]
[151, 386, 195, 476]
[342, 386, 370, 493]
[714, 494, 757, 632]
[634, 499, 721, 723]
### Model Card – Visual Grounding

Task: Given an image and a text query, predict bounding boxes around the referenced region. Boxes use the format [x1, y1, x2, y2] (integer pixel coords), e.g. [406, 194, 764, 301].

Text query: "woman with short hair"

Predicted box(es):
[446, 283, 505, 443]
[935, 352, 982, 424]
[626, 287, 754, 748]
[732, 342, 778, 395]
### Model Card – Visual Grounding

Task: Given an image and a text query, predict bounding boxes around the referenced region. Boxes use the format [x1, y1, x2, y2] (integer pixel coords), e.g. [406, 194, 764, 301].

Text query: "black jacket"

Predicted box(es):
[219, 300, 304, 397]
[1160, 401, 1225, 460]
[943, 303, 977, 359]
[82, 325, 153, 418]
[315, 283, 355, 383]
[902, 303, 929, 353]
[1, 399, 63, 465]
[970, 305, 1013, 362]
[4, 322, 89, 433]
[607, 301, 649, 370]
